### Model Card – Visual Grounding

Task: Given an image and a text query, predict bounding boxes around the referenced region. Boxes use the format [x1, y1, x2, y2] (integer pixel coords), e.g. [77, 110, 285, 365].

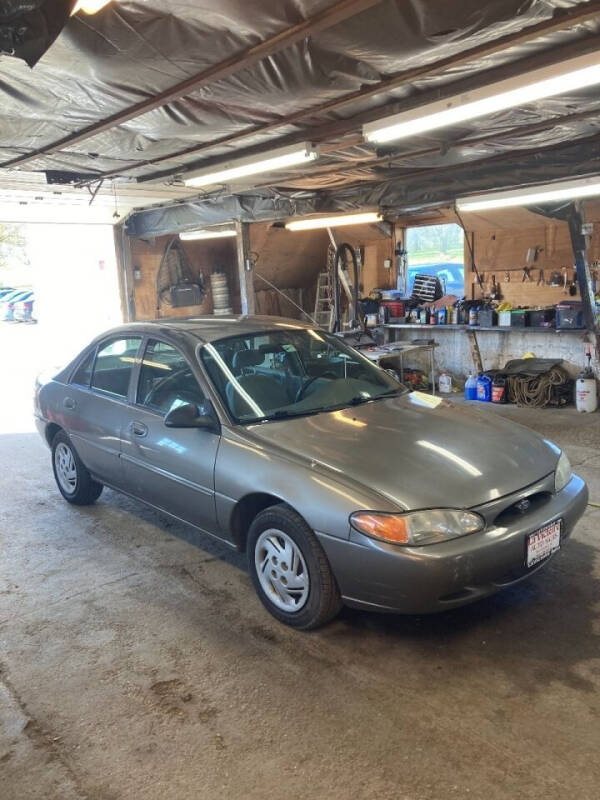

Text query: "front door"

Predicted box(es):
[120, 338, 220, 534]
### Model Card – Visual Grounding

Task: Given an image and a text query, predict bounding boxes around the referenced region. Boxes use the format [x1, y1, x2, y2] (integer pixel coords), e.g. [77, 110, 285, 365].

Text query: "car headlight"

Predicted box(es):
[350, 509, 485, 547]
[555, 451, 572, 493]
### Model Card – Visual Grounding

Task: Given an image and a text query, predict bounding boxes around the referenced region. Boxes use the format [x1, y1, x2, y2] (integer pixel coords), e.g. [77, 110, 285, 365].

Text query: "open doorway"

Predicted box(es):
[0, 222, 121, 434]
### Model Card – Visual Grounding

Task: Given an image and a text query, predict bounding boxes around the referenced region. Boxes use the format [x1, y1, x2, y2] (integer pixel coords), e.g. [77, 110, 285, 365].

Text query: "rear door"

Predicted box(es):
[120, 337, 220, 534]
[63, 336, 143, 484]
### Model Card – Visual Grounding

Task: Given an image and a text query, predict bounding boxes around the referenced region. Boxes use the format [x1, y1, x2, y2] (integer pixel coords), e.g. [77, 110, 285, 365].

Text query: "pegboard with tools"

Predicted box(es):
[467, 215, 600, 308]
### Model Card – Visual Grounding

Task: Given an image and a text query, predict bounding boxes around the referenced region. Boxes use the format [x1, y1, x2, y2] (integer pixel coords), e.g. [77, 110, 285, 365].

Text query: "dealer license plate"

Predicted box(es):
[526, 520, 562, 568]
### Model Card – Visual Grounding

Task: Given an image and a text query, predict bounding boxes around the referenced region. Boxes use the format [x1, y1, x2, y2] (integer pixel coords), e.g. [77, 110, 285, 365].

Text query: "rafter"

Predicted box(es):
[0, 0, 382, 171]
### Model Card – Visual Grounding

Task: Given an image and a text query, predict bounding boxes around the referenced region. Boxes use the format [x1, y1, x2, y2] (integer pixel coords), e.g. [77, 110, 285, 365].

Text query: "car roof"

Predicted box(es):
[96, 315, 315, 344]
[1, 289, 30, 301]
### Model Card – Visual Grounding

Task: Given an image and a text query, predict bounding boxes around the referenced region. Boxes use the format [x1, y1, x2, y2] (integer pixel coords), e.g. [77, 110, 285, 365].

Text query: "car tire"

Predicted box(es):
[51, 430, 103, 505]
[247, 505, 342, 630]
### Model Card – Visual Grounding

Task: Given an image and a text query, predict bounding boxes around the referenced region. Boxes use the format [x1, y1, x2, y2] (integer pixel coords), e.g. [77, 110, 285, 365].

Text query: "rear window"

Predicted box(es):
[90, 337, 142, 398]
[71, 349, 95, 387]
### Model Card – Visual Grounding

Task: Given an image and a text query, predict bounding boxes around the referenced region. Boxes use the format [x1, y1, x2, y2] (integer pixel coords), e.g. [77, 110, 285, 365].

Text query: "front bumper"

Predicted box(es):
[316, 474, 588, 614]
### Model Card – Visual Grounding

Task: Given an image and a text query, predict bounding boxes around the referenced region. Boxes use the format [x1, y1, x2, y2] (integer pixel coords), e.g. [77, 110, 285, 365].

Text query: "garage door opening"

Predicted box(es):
[1, 222, 122, 434]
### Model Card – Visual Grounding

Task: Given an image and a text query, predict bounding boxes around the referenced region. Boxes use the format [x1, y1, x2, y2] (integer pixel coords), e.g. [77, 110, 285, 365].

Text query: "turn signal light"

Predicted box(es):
[350, 513, 409, 544]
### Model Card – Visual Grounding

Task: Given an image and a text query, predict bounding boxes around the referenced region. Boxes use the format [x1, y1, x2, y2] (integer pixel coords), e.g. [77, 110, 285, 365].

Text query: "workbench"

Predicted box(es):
[356, 341, 437, 394]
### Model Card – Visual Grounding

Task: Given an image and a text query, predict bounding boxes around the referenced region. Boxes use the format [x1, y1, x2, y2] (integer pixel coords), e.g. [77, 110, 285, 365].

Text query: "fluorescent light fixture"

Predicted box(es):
[179, 229, 236, 241]
[285, 212, 382, 231]
[184, 143, 318, 188]
[457, 176, 600, 212]
[364, 51, 600, 144]
[71, 0, 113, 14]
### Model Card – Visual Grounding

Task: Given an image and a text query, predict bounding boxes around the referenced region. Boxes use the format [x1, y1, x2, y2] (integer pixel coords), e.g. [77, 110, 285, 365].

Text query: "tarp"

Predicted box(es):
[2, 0, 600, 235]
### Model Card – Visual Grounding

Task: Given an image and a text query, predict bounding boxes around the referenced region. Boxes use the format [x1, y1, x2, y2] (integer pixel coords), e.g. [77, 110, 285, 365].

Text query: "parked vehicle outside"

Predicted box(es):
[13, 296, 36, 322]
[1, 289, 33, 321]
[34, 316, 587, 629]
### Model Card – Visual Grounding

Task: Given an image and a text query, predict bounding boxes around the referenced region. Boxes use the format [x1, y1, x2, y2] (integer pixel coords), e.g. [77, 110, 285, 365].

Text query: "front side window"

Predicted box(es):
[90, 337, 142, 398]
[201, 328, 399, 423]
[137, 339, 205, 416]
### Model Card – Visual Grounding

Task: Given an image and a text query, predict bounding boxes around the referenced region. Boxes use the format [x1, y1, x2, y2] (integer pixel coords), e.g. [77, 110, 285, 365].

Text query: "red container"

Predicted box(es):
[381, 300, 404, 318]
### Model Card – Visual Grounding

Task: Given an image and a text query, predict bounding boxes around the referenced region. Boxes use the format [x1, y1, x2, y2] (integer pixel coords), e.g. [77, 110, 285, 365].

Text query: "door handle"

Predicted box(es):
[63, 397, 76, 410]
[130, 421, 148, 437]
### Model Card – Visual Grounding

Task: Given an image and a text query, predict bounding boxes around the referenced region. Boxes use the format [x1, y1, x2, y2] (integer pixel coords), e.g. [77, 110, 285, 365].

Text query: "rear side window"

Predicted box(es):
[90, 337, 141, 398]
[137, 339, 205, 415]
[71, 349, 95, 387]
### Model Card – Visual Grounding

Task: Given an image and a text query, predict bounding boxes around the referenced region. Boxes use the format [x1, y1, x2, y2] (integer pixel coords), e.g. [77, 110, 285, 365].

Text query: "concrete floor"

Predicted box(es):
[1, 324, 600, 800]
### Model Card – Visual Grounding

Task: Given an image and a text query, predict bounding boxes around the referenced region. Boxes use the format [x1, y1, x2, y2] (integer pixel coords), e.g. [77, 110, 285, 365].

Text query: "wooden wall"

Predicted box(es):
[461, 201, 600, 306]
[129, 235, 238, 320]
[126, 222, 395, 323]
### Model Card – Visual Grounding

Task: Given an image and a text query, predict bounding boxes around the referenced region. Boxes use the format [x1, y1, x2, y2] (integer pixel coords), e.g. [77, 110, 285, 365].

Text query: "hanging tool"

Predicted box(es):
[549, 270, 562, 287]
[504, 271, 511, 283]
[522, 267, 533, 282]
[537, 269, 545, 286]
[562, 267, 569, 294]
[569, 268, 578, 296]
[490, 274, 501, 300]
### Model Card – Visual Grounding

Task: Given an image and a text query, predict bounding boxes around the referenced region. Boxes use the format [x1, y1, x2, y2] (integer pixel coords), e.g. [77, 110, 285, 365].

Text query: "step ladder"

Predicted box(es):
[314, 271, 334, 330]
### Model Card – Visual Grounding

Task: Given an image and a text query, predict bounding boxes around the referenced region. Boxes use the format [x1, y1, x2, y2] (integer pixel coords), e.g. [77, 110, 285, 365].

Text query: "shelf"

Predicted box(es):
[383, 324, 585, 334]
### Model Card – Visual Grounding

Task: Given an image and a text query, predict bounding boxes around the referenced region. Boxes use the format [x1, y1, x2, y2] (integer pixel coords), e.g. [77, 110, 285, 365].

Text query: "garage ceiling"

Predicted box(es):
[3, 0, 600, 232]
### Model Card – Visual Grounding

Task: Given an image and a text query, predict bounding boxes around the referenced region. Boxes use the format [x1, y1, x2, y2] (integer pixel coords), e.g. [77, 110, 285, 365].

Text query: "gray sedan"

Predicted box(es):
[35, 316, 588, 629]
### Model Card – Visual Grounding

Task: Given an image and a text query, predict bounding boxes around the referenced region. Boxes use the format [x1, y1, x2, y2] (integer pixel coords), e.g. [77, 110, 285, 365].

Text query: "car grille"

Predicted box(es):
[493, 491, 552, 527]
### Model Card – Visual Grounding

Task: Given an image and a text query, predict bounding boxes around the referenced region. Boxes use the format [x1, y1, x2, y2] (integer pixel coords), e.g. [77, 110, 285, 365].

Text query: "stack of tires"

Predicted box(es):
[211, 271, 233, 316]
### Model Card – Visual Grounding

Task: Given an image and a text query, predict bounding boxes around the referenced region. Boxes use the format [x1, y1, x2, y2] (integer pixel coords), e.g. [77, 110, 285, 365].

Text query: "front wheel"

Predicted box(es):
[247, 506, 342, 630]
[51, 430, 103, 505]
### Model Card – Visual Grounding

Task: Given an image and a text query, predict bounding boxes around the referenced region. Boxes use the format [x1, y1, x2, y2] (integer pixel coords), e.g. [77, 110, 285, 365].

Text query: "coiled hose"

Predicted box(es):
[507, 366, 572, 407]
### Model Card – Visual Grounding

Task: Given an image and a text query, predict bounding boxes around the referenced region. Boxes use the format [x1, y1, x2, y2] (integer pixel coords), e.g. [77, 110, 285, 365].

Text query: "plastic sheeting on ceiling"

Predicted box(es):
[2, 0, 600, 235]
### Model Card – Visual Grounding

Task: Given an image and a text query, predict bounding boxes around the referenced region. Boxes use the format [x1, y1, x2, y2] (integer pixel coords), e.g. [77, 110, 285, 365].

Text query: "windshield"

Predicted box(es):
[200, 328, 401, 423]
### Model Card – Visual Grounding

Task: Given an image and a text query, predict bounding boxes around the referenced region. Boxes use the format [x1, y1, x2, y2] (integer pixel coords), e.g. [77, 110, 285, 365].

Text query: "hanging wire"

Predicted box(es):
[254, 272, 317, 324]
[455, 204, 484, 290]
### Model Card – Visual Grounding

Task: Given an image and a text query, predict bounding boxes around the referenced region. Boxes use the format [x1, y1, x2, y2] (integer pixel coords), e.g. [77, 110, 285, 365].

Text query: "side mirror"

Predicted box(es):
[164, 402, 220, 432]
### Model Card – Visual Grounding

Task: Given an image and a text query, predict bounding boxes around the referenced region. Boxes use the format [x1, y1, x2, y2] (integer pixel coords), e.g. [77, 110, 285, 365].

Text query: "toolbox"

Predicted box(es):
[529, 307, 556, 328]
[556, 302, 584, 329]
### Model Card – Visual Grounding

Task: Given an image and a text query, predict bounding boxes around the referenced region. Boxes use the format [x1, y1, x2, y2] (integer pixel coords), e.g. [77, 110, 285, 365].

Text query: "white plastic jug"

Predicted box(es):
[439, 372, 452, 394]
[576, 377, 598, 412]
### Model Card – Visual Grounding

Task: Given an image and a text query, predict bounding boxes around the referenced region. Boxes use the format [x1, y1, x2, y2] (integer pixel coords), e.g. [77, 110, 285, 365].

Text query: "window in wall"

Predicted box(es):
[406, 223, 465, 298]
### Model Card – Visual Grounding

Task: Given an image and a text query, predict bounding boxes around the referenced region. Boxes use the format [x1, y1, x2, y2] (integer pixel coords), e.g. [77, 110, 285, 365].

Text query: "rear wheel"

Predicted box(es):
[51, 430, 103, 505]
[247, 505, 342, 630]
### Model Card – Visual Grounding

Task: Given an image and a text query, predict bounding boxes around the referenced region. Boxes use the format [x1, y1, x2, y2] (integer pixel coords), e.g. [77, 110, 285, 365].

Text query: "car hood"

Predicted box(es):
[241, 394, 559, 510]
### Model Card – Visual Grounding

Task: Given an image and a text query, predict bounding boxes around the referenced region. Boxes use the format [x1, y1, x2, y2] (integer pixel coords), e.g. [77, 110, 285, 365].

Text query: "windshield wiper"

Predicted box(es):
[266, 408, 322, 421]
